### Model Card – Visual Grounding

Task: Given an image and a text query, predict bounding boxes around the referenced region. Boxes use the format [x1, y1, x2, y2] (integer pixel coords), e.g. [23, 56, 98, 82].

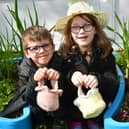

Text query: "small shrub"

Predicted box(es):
[0, 79, 18, 112]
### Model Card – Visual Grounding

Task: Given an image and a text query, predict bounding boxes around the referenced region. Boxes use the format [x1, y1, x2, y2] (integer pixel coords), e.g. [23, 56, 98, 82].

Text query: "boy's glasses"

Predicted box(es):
[26, 43, 53, 54]
[71, 23, 93, 34]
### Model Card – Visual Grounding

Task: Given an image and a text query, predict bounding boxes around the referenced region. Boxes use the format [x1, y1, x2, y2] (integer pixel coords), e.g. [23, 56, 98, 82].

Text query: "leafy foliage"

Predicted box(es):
[2, 0, 41, 57]
[0, 50, 19, 112]
[107, 13, 129, 79]
[0, 79, 17, 112]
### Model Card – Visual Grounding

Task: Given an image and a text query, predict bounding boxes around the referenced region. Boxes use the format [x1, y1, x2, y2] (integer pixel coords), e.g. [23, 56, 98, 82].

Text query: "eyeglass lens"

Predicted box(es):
[71, 24, 93, 33]
[26, 44, 52, 53]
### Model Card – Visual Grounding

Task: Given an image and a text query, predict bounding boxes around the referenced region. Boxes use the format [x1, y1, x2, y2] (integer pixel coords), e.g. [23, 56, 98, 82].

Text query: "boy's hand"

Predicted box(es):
[34, 67, 48, 81]
[47, 68, 60, 80]
[34, 67, 60, 81]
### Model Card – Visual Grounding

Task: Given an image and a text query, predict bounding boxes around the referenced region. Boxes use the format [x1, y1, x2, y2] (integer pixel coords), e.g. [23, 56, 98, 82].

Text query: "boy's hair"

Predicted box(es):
[22, 25, 54, 49]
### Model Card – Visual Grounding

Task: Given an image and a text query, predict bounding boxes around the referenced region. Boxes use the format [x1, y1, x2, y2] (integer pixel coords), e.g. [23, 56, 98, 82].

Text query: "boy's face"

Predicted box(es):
[24, 39, 55, 67]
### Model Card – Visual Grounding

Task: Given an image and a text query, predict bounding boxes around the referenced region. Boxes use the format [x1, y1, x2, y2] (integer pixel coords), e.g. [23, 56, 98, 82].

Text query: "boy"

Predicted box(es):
[0, 26, 66, 129]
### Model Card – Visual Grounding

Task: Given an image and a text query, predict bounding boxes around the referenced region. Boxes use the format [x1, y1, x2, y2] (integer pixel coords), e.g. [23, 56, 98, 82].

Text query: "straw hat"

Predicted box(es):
[53, 1, 109, 32]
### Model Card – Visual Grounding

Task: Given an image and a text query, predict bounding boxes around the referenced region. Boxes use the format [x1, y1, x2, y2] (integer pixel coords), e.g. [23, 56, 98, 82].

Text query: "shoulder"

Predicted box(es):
[53, 51, 63, 59]
[19, 57, 32, 68]
[18, 57, 36, 76]
[65, 53, 84, 64]
[104, 48, 115, 61]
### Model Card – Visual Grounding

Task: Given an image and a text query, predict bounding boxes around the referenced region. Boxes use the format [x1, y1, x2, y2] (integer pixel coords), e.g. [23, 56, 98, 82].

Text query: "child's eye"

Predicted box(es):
[31, 46, 39, 51]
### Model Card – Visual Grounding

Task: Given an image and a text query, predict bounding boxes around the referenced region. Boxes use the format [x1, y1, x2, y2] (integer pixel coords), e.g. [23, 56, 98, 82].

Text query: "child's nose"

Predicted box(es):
[39, 47, 45, 53]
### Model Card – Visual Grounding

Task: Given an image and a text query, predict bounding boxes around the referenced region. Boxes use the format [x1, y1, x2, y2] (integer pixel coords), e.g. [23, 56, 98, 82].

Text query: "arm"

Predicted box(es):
[18, 58, 37, 105]
[90, 52, 119, 103]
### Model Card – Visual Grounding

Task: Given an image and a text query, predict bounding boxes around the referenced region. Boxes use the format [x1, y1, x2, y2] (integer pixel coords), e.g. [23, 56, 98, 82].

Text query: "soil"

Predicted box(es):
[4, 110, 22, 118]
[115, 82, 129, 122]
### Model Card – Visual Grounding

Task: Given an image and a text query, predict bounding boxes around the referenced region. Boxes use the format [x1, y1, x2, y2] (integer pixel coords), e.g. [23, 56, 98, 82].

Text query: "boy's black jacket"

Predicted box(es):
[0, 52, 64, 117]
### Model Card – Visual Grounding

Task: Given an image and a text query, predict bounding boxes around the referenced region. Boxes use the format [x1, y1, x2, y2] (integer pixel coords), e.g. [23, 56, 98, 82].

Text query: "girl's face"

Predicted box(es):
[24, 39, 54, 67]
[71, 15, 96, 51]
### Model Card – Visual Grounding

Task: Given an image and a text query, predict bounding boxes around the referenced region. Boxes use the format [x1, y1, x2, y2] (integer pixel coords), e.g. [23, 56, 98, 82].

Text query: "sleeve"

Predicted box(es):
[18, 58, 37, 106]
[90, 53, 119, 103]
[64, 54, 89, 86]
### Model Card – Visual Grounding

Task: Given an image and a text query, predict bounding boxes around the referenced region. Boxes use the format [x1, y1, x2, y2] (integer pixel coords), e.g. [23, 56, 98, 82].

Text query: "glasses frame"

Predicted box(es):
[71, 23, 94, 34]
[26, 43, 53, 54]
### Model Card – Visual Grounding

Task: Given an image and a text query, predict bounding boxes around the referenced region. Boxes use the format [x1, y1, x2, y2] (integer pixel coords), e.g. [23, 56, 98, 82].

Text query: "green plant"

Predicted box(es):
[3, 0, 41, 57]
[0, 42, 19, 112]
[0, 15, 20, 112]
[106, 13, 129, 79]
[0, 79, 17, 112]
[0, 28, 19, 79]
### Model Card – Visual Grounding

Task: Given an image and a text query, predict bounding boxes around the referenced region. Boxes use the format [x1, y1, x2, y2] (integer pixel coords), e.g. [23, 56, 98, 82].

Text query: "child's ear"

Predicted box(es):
[24, 50, 30, 58]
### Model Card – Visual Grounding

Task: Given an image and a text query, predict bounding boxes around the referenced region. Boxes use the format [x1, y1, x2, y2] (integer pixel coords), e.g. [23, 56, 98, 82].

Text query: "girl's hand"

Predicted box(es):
[83, 74, 98, 89]
[71, 71, 84, 87]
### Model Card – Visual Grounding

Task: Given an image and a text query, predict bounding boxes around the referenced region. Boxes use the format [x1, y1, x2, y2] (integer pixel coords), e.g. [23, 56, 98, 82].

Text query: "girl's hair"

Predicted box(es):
[22, 25, 54, 49]
[59, 13, 112, 59]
